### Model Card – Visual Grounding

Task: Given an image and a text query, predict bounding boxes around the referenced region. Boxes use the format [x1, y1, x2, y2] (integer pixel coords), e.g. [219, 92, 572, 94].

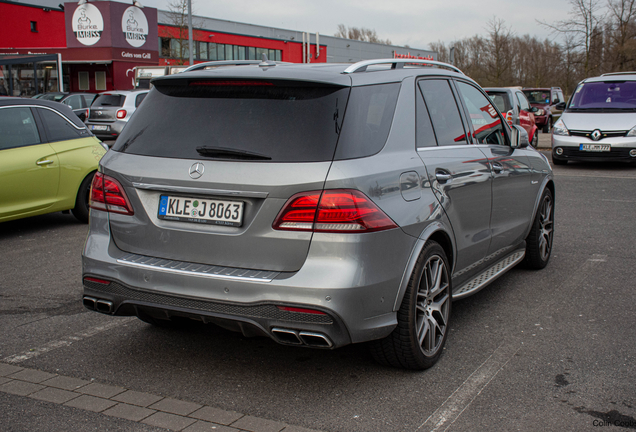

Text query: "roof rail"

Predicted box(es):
[342, 59, 464, 75]
[600, 71, 636, 77]
[182, 60, 262, 73]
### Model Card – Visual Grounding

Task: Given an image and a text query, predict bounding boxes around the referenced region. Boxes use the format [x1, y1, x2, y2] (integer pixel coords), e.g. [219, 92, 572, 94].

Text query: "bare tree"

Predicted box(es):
[484, 18, 515, 86]
[606, 0, 636, 71]
[164, 0, 203, 64]
[335, 24, 392, 45]
[539, 0, 605, 76]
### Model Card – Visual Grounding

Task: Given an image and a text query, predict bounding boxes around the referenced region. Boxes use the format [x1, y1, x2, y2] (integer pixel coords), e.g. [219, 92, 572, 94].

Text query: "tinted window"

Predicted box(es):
[37, 108, 83, 142]
[92, 94, 125, 107]
[418, 79, 467, 145]
[63, 95, 83, 110]
[0, 107, 41, 150]
[523, 90, 550, 104]
[135, 93, 147, 107]
[516, 92, 530, 111]
[113, 83, 349, 162]
[416, 88, 437, 148]
[570, 81, 636, 110]
[456, 82, 507, 145]
[335, 83, 400, 159]
[487, 92, 511, 113]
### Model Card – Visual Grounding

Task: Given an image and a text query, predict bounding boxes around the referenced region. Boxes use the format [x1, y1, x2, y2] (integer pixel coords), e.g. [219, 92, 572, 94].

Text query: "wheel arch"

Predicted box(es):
[392, 222, 455, 312]
[523, 178, 555, 240]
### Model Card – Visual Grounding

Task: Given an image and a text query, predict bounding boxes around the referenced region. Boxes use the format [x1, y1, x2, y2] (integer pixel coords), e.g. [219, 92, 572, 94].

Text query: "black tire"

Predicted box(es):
[523, 188, 554, 269]
[552, 157, 567, 166]
[370, 241, 452, 370]
[542, 117, 552, 133]
[71, 172, 96, 223]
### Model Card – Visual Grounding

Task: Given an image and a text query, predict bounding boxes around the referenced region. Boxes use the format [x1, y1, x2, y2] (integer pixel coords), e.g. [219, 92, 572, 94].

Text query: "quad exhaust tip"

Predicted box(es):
[271, 328, 333, 348]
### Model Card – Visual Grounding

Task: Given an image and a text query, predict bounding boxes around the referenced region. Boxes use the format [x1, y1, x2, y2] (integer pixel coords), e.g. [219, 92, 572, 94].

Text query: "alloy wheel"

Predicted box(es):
[415, 255, 450, 355]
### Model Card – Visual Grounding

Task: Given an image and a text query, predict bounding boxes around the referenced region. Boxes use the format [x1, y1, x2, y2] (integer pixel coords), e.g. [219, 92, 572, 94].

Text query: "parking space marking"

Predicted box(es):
[417, 340, 522, 432]
[418, 254, 608, 432]
[2, 319, 131, 364]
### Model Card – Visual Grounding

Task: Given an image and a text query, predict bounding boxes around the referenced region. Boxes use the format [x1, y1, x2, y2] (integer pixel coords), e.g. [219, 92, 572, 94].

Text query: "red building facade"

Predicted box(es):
[0, 0, 326, 95]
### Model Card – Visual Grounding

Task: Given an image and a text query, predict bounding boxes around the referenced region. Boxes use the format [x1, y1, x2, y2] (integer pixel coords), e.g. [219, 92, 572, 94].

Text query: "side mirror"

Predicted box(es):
[555, 102, 566, 110]
[510, 124, 529, 149]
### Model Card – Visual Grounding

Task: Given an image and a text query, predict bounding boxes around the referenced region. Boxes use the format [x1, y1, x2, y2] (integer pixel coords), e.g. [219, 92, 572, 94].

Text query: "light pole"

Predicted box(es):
[188, 0, 193, 65]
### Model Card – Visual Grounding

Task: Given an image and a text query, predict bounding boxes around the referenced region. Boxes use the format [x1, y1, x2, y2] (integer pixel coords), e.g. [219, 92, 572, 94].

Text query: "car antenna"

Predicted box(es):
[259, 53, 276, 69]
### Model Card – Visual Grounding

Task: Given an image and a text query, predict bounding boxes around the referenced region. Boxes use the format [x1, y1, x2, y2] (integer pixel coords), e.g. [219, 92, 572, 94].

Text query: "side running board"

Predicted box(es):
[452, 249, 526, 300]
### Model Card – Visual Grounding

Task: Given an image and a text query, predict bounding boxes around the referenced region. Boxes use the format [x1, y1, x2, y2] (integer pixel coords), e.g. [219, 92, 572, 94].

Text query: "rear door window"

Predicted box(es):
[0, 107, 41, 150]
[92, 94, 124, 107]
[418, 79, 468, 146]
[334, 83, 400, 159]
[37, 108, 84, 142]
[135, 93, 147, 107]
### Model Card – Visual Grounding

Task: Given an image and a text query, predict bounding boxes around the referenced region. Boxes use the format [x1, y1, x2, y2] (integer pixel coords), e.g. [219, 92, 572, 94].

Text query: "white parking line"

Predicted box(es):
[417, 340, 522, 432]
[417, 254, 608, 432]
[2, 319, 131, 364]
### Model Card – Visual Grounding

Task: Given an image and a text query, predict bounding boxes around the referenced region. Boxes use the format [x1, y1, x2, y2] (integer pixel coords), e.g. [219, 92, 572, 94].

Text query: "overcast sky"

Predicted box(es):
[138, 0, 575, 49]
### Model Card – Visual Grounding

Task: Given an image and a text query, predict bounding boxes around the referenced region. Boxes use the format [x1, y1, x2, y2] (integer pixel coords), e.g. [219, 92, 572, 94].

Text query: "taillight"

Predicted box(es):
[273, 189, 397, 233]
[85, 108, 89, 119]
[89, 172, 134, 215]
[505, 110, 513, 126]
[116, 109, 127, 119]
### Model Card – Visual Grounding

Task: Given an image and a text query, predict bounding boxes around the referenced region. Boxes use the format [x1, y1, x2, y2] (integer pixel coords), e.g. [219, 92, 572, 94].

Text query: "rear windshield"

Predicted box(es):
[523, 90, 550, 104]
[92, 94, 125, 107]
[111, 80, 399, 162]
[487, 92, 511, 113]
[568, 81, 636, 111]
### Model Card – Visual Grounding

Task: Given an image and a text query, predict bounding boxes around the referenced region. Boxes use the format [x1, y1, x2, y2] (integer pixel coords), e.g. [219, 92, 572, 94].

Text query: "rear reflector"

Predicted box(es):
[277, 306, 327, 315]
[89, 172, 134, 215]
[84, 277, 111, 285]
[273, 189, 397, 233]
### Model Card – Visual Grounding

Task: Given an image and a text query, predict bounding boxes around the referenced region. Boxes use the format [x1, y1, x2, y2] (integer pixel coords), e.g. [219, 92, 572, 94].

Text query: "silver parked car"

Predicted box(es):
[552, 72, 636, 164]
[82, 59, 555, 370]
[85, 89, 149, 140]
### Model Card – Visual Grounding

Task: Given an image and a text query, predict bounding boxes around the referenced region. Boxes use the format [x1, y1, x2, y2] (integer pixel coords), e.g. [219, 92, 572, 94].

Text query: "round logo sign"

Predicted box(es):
[122, 6, 149, 48]
[72, 4, 104, 46]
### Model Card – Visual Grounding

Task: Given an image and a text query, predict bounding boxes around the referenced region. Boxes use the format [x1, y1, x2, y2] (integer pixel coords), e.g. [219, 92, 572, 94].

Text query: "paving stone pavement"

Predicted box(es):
[0, 363, 321, 432]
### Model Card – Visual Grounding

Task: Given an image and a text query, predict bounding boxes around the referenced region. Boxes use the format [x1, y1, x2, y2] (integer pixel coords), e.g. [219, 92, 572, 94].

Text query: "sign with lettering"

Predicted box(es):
[121, 6, 148, 48]
[71, 3, 104, 46]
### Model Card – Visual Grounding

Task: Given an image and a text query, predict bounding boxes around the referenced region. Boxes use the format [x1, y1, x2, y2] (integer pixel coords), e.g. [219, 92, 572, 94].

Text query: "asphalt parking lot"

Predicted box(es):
[1, 145, 636, 432]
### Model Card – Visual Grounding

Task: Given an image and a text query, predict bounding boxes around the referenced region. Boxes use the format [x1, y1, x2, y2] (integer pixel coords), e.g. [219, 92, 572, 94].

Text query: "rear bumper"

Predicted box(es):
[82, 210, 417, 348]
[85, 120, 127, 138]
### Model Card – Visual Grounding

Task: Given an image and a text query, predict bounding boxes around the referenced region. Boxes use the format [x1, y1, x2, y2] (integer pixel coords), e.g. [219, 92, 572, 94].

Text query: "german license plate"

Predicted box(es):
[91, 125, 108, 131]
[158, 195, 244, 226]
[580, 144, 610, 152]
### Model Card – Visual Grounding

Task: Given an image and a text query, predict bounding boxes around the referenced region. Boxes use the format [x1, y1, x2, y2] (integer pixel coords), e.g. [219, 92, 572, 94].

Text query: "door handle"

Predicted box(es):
[435, 171, 452, 184]
[491, 162, 504, 173]
[36, 160, 55, 166]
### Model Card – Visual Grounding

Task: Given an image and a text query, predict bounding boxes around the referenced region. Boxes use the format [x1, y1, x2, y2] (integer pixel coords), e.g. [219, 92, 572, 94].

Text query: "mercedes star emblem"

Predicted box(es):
[591, 130, 602, 141]
[189, 162, 205, 179]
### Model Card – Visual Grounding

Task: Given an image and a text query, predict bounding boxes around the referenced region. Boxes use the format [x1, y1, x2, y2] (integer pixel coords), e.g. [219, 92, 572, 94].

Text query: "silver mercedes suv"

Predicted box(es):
[82, 59, 555, 370]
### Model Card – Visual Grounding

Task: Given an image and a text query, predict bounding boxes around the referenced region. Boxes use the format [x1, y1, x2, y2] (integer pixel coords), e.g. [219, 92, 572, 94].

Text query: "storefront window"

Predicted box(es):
[95, 71, 106, 91]
[199, 42, 208, 60]
[78, 71, 89, 91]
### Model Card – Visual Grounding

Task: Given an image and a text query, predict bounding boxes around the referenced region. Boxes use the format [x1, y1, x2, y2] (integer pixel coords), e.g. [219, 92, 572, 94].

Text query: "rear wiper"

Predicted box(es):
[195, 146, 272, 160]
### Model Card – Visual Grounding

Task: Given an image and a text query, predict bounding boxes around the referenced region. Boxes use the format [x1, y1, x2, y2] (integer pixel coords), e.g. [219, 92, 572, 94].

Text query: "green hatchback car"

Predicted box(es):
[0, 98, 107, 223]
